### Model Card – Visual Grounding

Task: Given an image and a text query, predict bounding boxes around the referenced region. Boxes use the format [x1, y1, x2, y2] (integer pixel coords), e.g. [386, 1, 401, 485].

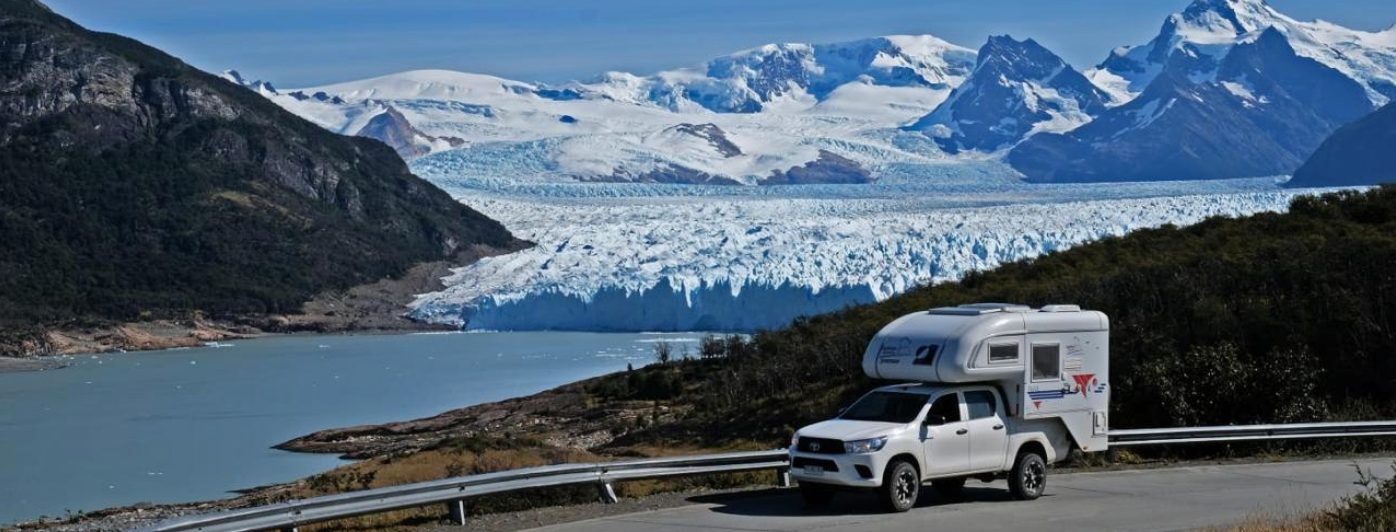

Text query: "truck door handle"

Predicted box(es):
[955, 428, 968, 435]
[993, 424, 1004, 430]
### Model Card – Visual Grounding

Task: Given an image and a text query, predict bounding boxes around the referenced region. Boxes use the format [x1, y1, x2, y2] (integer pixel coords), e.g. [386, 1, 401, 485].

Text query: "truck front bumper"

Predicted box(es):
[788, 450, 885, 488]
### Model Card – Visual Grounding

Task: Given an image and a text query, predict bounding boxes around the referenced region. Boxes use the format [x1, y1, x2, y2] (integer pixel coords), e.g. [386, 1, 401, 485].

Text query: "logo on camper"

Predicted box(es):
[1071, 373, 1096, 398]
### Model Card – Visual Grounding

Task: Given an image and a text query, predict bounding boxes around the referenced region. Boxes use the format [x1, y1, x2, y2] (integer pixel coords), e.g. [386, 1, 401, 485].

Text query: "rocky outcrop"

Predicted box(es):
[761, 150, 873, 185]
[663, 123, 742, 157]
[355, 106, 467, 160]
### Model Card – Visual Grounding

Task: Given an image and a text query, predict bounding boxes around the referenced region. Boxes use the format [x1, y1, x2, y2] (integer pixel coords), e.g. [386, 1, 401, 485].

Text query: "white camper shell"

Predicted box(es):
[787, 303, 1110, 512]
[862, 303, 1110, 452]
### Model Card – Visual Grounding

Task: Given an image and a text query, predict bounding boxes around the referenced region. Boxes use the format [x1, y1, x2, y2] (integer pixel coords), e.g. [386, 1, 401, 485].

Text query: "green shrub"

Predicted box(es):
[1328, 462, 1396, 531]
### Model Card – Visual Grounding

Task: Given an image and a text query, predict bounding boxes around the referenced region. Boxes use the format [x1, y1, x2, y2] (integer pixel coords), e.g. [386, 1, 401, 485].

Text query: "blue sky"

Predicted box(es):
[43, 0, 1396, 88]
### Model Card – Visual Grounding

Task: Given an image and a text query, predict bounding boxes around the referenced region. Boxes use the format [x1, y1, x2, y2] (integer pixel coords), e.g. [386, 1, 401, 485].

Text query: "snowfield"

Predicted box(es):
[409, 178, 1335, 331]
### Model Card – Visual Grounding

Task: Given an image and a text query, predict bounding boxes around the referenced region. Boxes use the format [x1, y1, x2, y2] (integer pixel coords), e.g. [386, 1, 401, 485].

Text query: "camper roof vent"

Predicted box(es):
[929, 303, 1031, 315]
[1039, 304, 1082, 313]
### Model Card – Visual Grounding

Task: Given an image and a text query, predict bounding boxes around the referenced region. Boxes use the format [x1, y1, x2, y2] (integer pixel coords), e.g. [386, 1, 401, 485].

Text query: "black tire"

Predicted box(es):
[880, 459, 920, 512]
[1008, 451, 1047, 500]
[799, 482, 835, 507]
[932, 476, 966, 498]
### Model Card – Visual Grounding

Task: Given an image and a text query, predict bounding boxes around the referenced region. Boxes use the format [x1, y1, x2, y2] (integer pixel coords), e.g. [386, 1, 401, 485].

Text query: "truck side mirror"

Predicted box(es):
[924, 414, 946, 426]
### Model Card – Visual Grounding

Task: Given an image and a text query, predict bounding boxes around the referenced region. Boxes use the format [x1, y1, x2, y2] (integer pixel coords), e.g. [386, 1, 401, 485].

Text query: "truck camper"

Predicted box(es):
[789, 303, 1109, 511]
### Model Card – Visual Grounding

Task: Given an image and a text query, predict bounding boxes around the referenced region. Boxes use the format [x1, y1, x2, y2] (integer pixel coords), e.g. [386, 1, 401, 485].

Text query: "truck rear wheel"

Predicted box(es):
[880, 459, 920, 512]
[799, 482, 835, 507]
[1008, 451, 1047, 500]
[932, 477, 966, 498]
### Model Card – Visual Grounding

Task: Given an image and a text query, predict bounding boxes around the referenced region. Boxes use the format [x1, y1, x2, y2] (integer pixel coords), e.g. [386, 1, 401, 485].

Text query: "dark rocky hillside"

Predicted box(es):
[1288, 102, 1396, 187]
[0, 0, 519, 331]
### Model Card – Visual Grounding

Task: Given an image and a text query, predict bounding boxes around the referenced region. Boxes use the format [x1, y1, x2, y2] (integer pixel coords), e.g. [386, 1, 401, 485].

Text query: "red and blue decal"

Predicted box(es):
[1071, 374, 1096, 398]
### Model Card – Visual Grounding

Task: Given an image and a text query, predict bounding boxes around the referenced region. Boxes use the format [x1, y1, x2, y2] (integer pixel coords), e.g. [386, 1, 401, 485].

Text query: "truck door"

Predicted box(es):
[921, 392, 970, 477]
[963, 390, 1008, 471]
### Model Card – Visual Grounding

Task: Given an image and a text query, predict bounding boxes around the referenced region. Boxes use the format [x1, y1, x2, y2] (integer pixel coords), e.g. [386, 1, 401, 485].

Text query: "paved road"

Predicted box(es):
[531, 458, 1392, 532]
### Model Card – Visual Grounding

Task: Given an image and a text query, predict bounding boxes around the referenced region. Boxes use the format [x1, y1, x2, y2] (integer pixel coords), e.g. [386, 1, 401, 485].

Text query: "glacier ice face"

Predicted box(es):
[409, 178, 1340, 332]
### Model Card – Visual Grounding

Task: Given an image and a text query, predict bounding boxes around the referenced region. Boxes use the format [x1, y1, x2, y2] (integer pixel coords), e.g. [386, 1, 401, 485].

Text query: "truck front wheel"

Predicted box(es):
[1008, 451, 1047, 500]
[880, 459, 920, 512]
[799, 482, 835, 507]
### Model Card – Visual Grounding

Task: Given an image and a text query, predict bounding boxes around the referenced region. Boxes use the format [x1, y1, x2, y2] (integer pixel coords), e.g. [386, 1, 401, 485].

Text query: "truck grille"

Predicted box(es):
[796, 437, 845, 454]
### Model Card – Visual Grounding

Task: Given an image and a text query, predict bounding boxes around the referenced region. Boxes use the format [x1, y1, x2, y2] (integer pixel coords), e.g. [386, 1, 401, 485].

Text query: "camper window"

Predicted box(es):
[987, 342, 1019, 364]
[1032, 344, 1061, 381]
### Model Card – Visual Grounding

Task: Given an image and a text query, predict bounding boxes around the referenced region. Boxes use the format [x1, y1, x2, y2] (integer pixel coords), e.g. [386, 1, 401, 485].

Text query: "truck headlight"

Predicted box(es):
[790, 433, 799, 448]
[843, 436, 888, 454]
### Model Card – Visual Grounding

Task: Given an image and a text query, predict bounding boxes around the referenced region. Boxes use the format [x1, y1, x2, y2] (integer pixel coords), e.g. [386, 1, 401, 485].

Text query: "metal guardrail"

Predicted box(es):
[144, 450, 790, 532]
[145, 421, 1396, 532]
[1109, 420, 1396, 446]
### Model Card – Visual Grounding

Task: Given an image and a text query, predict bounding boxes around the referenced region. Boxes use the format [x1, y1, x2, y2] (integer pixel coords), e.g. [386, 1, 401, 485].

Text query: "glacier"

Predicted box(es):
[408, 178, 1340, 331]
[213, 0, 1393, 331]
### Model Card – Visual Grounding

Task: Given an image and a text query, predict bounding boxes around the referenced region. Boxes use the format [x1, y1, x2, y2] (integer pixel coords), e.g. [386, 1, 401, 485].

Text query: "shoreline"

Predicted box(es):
[0, 325, 467, 374]
[0, 243, 527, 373]
[0, 356, 66, 373]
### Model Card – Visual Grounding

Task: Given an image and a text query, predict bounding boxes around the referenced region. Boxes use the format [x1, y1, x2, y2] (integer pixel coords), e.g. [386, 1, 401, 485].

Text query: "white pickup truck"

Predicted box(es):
[789, 303, 1110, 512]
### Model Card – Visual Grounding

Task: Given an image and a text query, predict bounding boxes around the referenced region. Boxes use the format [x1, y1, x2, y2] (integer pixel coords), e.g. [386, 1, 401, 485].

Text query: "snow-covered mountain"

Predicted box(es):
[231, 35, 988, 186]
[1010, 0, 1393, 182]
[578, 35, 976, 113]
[1087, 0, 1396, 106]
[231, 0, 1396, 186]
[904, 35, 1112, 153]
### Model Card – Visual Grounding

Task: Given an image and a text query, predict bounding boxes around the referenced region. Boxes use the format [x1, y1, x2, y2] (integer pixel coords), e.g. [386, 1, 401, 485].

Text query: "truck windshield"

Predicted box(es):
[840, 391, 929, 423]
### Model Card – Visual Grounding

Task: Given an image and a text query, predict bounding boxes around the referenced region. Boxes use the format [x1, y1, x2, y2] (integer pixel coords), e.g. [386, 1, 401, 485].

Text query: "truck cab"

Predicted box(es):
[789, 303, 1108, 512]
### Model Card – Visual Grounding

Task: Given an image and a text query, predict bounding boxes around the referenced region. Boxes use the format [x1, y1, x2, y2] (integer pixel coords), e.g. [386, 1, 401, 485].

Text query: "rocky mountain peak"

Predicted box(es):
[904, 35, 1109, 153]
[977, 35, 1068, 81]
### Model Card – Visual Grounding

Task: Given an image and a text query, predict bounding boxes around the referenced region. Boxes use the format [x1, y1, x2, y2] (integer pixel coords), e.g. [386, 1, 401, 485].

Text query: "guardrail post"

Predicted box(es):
[597, 481, 619, 504]
[446, 499, 467, 526]
[776, 467, 791, 488]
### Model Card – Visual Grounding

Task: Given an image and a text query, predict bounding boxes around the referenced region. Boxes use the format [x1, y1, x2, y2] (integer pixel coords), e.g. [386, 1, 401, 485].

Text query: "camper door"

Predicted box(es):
[1022, 332, 1107, 418]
